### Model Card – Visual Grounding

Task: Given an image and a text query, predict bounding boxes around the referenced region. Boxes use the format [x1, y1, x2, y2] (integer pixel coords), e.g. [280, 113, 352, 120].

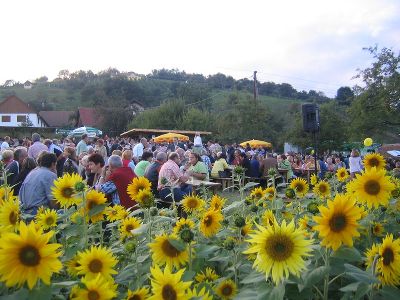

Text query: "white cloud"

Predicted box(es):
[0, 0, 399, 97]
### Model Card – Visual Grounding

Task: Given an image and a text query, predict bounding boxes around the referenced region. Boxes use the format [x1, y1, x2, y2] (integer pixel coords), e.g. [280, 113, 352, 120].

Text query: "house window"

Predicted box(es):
[17, 115, 27, 122]
[1, 116, 11, 122]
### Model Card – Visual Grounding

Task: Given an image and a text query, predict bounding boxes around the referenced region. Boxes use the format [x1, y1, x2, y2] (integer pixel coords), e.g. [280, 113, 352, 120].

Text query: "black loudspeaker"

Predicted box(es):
[302, 104, 320, 133]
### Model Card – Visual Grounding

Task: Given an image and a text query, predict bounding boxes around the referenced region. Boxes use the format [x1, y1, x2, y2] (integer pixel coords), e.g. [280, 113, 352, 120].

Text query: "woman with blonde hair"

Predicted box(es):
[122, 149, 135, 172]
[349, 149, 363, 178]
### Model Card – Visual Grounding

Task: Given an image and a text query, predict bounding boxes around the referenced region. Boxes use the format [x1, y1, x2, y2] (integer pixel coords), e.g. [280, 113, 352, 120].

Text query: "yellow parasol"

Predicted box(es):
[153, 132, 190, 143]
[240, 139, 272, 148]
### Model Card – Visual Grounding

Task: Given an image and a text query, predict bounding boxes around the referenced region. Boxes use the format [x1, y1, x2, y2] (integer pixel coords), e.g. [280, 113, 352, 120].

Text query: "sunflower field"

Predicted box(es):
[0, 153, 400, 299]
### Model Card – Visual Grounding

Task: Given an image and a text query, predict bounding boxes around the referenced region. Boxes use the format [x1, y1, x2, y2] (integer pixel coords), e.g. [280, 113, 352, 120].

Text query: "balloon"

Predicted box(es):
[311, 149, 315, 155]
[364, 138, 373, 147]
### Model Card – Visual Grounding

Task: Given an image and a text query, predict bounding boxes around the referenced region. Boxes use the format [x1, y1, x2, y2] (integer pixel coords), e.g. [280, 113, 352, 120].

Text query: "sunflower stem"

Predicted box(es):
[99, 221, 103, 246]
[313, 285, 324, 299]
[323, 248, 331, 300]
[328, 272, 344, 285]
[188, 242, 193, 272]
[233, 249, 238, 285]
[82, 190, 88, 248]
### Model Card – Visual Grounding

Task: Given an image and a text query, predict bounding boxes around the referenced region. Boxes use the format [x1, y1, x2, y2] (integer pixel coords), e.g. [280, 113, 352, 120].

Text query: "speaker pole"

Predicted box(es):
[313, 130, 318, 177]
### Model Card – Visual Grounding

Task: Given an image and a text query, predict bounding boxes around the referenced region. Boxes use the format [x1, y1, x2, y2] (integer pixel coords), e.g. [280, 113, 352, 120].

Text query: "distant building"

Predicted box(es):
[39, 111, 74, 128]
[23, 81, 33, 89]
[130, 101, 145, 116]
[0, 96, 46, 127]
[124, 72, 143, 81]
[76, 107, 102, 127]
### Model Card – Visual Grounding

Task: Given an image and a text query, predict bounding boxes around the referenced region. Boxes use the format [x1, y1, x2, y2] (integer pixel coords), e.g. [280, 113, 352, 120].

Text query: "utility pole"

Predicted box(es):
[253, 71, 258, 101]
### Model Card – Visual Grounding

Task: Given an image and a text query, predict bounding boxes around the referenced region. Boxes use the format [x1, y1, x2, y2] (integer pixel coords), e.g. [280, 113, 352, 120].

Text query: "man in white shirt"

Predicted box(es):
[193, 132, 203, 155]
[132, 138, 147, 162]
[1, 136, 11, 152]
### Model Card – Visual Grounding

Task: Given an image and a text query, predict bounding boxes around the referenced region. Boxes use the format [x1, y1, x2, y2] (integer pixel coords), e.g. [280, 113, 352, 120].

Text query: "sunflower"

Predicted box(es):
[348, 167, 395, 209]
[336, 167, 349, 182]
[195, 267, 219, 283]
[199, 209, 223, 237]
[298, 215, 311, 231]
[36, 208, 58, 230]
[241, 218, 254, 237]
[313, 181, 331, 198]
[289, 178, 309, 198]
[126, 287, 150, 300]
[181, 194, 205, 214]
[372, 222, 384, 237]
[310, 173, 318, 185]
[76, 245, 118, 280]
[215, 279, 237, 300]
[173, 218, 195, 235]
[313, 194, 364, 251]
[148, 264, 192, 300]
[85, 190, 107, 223]
[377, 234, 400, 286]
[127, 177, 152, 200]
[104, 205, 126, 222]
[264, 187, 276, 201]
[66, 255, 81, 277]
[187, 287, 213, 300]
[210, 194, 226, 211]
[365, 243, 380, 269]
[364, 153, 386, 171]
[52, 173, 84, 207]
[0, 186, 15, 203]
[119, 217, 142, 240]
[262, 209, 276, 227]
[74, 274, 117, 300]
[250, 187, 266, 200]
[135, 189, 155, 208]
[148, 234, 189, 268]
[0, 221, 62, 289]
[243, 220, 313, 284]
[0, 199, 20, 231]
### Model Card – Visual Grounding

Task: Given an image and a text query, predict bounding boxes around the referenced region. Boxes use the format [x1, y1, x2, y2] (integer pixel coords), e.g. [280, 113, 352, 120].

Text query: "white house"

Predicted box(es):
[23, 81, 33, 89]
[0, 96, 47, 127]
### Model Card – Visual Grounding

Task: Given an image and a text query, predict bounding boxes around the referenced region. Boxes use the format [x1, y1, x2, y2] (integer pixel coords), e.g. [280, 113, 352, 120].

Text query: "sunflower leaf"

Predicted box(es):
[343, 264, 379, 284]
[301, 266, 330, 290]
[377, 286, 400, 299]
[88, 204, 107, 217]
[168, 238, 186, 252]
[332, 247, 362, 262]
[339, 282, 361, 292]
[241, 271, 266, 284]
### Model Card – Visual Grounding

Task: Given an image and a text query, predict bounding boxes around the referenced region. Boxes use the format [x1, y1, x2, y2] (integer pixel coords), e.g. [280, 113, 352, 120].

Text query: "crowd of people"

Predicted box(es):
[1, 132, 400, 216]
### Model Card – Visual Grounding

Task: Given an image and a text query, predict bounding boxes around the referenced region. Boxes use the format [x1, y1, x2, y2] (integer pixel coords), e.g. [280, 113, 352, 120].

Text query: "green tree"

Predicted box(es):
[335, 86, 354, 105]
[349, 46, 400, 142]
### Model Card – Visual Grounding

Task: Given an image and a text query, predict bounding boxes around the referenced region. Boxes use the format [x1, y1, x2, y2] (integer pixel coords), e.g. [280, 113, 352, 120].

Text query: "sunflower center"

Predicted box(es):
[19, 245, 41, 266]
[295, 184, 304, 192]
[204, 216, 213, 227]
[9, 211, 18, 225]
[319, 185, 327, 193]
[188, 199, 197, 208]
[369, 158, 379, 167]
[265, 234, 294, 261]
[161, 284, 177, 300]
[222, 284, 233, 295]
[126, 224, 134, 232]
[62, 187, 74, 198]
[340, 171, 345, 177]
[45, 216, 54, 225]
[161, 240, 180, 257]
[88, 290, 100, 300]
[87, 200, 96, 210]
[128, 295, 141, 300]
[382, 247, 394, 266]
[329, 214, 347, 232]
[364, 180, 380, 195]
[88, 259, 103, 273]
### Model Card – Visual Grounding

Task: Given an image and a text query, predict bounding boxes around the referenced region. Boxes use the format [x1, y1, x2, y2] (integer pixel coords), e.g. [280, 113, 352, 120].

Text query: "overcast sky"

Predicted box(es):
[1, 0, 399, 97]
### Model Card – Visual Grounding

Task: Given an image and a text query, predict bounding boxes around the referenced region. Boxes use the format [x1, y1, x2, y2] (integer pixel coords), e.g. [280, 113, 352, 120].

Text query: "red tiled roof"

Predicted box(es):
[78, 107, 101, 127]
[0, 96, 37, 114]
[39, 111, 74, 127]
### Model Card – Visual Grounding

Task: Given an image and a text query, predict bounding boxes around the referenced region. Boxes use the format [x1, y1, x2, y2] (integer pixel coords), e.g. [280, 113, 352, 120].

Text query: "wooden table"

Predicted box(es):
[278, 169, 289, 183]
[187, 177, 221, 194]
